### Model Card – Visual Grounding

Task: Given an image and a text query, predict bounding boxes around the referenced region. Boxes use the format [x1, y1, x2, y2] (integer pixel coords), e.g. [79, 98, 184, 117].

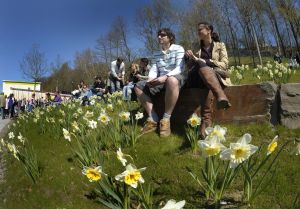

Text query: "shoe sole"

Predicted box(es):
[217, 100, 231, 110]
[141, 127, 157, 134]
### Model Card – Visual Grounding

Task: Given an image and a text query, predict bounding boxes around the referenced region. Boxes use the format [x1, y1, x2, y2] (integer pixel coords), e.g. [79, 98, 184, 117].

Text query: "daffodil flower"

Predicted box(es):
[293, 139, 300, 156]
[187, 113, 201, 127]
[198, 138, 226, 157]
[98, 113, 111, 125]
[107, 104, 113, 112]
[115, 164, 146, 188]
[82, 166, 106, 182]
[119, 111, 130, 122]
[267, 135, 278, 155]
[117, 148, 128, 166]
[85, 111, 94, 118]
[205, 125, 227, 142]
[135, 112, 144, 120]
[88, 120, 97, 129]
[220, 133, 258, 168]
[8, 132, 15, 139]
[161, 199, 186, 209]
[62, 128, 71, 142]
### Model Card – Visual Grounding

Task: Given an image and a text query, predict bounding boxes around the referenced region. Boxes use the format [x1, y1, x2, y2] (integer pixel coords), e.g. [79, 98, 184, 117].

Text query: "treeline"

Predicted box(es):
[42, 0, 300, 92]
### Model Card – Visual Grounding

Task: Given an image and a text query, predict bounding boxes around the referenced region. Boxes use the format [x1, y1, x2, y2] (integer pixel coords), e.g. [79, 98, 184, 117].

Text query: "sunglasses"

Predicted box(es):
[157, 33, 167, 37]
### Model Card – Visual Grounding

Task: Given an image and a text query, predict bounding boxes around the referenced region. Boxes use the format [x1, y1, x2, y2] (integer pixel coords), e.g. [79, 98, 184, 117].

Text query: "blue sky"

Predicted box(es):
[0, 0, 159, 91]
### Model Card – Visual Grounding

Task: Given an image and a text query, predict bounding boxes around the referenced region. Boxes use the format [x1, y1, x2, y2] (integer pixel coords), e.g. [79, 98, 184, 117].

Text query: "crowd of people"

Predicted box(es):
[0, 91, 63, 119]
[274, 51, 300, 68]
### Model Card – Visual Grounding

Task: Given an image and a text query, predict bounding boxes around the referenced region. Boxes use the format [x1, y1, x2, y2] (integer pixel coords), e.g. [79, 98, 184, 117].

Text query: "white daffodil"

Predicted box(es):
[187, 113, 201, 127]
[85, 111, 94, 118]
[117, 148, 127, 166]
[88, 120, 97, 129]
[198, 138, 226, 157]
[0, 138, 5, 147]
[135, 112, 144, 120]
[115, 164, 146, 188]
[267, 135, 278, 155]
[119, 111, 130, 122]
[33, 118, 38, 123]
[98, 113, 111, 125]
[62, 128, 71, 142]
[107, 104, 113, 112]
[72, 121, 80, 132]
[17, 133, 25, 145]
[205, 125, 227, 142]
[220, 133, 258, 168]
[8, 132, 15, 139]
[73, 112, 79, 119]
[82, 166, 106, 182]
[7, 143, 19, 160]
[50, 118, 55, 123]
[90, 100, 96, 105]
[77, 108, 83, 114]
[161, 199, 186, 209]
[59, 109, 65, 116]
[293, 139, 300, 156]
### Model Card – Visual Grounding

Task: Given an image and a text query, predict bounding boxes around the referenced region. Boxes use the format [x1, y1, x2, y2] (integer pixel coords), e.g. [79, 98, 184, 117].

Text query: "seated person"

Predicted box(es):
[134, 28, 185, 137]
[92, 76, 106, 97]
[53, 91, 63, 105]
[123, 63, 140, 100]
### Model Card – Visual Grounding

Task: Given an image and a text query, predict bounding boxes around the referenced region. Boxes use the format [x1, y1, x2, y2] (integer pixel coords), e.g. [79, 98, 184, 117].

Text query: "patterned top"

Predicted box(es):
[148, 44, 185, 79]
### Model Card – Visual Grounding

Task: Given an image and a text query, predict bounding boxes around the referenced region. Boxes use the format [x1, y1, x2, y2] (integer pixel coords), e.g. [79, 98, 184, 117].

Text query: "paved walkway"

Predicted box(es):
[0, 118, 11, 184]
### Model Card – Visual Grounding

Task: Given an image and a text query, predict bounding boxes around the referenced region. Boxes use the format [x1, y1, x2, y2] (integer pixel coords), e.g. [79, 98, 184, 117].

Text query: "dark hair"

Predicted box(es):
[117, 57, 123, 63]
[140, 58, 149, 66]
[157, 28, 176, 44]
[198, 22, 220, 42]
[95, 76, 102, 80]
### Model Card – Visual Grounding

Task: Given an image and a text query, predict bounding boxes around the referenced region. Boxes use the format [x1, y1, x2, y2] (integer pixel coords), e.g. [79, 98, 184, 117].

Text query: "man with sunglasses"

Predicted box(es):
[135, 28, 185, 137]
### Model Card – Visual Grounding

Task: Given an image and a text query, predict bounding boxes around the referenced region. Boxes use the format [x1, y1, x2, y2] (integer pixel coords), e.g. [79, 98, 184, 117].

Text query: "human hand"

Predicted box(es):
[146, 76, 167, 87]
[186, 50, 197, 60]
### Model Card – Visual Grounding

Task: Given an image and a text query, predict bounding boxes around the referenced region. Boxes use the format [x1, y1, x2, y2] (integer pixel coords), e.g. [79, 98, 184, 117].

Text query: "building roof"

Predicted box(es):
[3, 80, 41, 85]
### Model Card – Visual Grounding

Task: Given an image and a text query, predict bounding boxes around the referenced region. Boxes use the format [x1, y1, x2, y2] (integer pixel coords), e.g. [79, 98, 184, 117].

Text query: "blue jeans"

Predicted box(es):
[123, 83, 135, 100]
[109, 75, 122, 93]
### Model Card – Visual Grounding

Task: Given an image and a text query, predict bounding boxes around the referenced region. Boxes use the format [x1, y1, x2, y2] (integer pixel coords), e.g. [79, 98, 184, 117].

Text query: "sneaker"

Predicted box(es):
[141, 119, 158, 134]
[159, 118, 171, 137]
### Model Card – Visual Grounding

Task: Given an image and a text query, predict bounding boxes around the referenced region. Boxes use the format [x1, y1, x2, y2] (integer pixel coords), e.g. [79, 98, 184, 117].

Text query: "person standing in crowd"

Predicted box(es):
[109, 58, 125, 93]
[53, 91, 62, 105]
[0, 94, 6, 119]
[185, 22, 231, 139]
[273, 52, 282, 63]
[134, 28, 185, 137]
[123, 63, 140, 101]
[28, 93, 36, 112]
[7, 94, 16, 119]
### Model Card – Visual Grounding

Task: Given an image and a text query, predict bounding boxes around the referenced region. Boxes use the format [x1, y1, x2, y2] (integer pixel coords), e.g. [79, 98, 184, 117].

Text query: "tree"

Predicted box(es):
[20, 44, 48, 90]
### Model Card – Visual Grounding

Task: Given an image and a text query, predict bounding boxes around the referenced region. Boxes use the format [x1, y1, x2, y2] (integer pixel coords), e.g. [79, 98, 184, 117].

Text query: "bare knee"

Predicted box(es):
[165, 76, 179, 89]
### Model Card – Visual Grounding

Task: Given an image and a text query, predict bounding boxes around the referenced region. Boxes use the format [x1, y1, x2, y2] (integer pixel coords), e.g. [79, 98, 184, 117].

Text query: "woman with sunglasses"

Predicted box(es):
[185, 22, 231, 139]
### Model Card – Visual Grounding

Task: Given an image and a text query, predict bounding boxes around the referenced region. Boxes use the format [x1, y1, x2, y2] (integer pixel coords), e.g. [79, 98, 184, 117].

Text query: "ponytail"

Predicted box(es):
[212, 32, 220, 42]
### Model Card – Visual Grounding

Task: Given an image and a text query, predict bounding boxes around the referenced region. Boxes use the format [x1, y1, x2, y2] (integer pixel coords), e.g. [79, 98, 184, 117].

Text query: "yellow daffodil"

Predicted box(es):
[220, 133, 258, 168]
[187, 113, 201, 127]
[205, 125, 227, 141]
[267, 135, 278, 155]
[115, 164, 146, 188]
[135, 112, 144, 120]
[119, 111, 130, 122]
[161, 199, 186, 209]
[82, 166, 106, 182]
[198, 138, 226, 157]
[117, 148, 128, 166]
[72, 121, 80, 132]
[62, 128, 71, 142]
[98, 113, 110, 125]
[88, 120, 97, 129]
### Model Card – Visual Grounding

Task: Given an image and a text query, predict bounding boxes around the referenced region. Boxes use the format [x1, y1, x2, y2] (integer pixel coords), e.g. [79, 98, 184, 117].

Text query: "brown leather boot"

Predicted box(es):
[199, 89, 213, 139]
[198, 67, 231, 109]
